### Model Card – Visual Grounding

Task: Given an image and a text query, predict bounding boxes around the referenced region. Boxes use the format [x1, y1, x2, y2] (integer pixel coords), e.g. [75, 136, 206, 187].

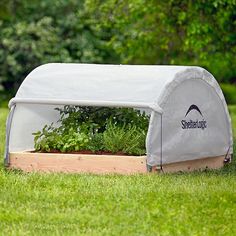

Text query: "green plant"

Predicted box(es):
[33, 125, 89, 153]
[103, 122, 146, 155]
[87, 132, 105, 153]
[55, 106, 149, 133]
[33, 106, 149, 154]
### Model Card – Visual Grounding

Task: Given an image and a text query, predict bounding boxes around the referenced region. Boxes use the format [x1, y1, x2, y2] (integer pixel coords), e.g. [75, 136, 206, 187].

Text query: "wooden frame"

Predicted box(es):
[8, 152, 225, 174]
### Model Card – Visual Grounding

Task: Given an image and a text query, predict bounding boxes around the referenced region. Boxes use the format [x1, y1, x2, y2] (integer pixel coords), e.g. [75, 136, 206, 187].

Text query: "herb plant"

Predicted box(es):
[103, 122, 146, 155]
[33, 106, 149, 155]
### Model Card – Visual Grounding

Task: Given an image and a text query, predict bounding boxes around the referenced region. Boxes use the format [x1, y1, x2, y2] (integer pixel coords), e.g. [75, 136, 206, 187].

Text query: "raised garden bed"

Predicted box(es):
[9, 152, 225, 174]
[8, 106, 226, 174]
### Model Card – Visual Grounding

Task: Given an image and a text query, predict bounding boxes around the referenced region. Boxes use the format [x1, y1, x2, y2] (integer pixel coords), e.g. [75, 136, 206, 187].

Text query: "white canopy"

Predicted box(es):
[11, 64, 193, 109]
[6, 63, 233, 167]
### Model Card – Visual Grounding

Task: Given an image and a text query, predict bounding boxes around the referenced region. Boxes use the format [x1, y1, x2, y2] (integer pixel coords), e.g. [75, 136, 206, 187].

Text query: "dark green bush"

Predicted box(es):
[0, 91, 10, 108]
[87, 133, 105, 153]
[55, 106, 149, 132]
[220, 83, 236, 105]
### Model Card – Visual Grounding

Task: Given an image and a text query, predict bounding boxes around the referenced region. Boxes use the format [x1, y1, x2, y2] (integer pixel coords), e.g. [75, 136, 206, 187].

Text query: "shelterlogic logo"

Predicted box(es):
[181, 104, 207, 130]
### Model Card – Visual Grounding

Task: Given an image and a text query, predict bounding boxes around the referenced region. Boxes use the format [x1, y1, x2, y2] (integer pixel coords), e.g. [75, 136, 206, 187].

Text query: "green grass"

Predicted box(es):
[0, 107, 235, 235]
[229, 105, 236, 138]
[0, 108, 8, 163]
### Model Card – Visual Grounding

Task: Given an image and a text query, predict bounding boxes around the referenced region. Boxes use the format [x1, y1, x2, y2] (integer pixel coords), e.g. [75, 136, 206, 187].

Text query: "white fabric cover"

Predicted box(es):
[15, 64, 188, 104]
[8, 63, 233, 166]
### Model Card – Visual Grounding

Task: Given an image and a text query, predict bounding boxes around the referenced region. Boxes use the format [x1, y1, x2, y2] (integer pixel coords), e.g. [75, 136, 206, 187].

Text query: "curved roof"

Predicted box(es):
[9, 63, 223, 113]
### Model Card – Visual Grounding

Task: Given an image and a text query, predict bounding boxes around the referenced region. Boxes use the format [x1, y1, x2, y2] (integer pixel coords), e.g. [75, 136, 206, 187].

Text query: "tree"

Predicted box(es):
[84, 0, 236, 82]
[0, 0, 118, 95]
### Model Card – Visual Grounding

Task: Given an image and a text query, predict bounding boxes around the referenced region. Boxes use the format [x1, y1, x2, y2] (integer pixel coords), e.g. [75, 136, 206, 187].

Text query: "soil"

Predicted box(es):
[31, 150, 137, 156]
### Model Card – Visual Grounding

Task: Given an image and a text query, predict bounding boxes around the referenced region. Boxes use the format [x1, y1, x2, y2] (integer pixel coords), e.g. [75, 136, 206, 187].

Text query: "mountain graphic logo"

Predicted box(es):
[185, 104, 203, 117]
[181, 104, 207, 130]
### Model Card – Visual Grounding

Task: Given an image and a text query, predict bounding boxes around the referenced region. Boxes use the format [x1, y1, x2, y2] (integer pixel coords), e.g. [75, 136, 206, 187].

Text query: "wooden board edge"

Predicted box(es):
[8, 152, 226, 174]
[9, 152, 147, 174]
[160, 155, 225, 173]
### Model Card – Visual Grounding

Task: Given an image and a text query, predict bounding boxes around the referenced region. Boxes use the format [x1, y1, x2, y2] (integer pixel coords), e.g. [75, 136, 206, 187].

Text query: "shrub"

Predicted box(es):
[220, 83, 236, 105]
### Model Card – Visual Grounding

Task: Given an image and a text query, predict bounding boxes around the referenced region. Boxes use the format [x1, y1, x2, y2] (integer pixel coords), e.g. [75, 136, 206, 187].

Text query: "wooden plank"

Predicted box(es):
[154, 156, 225, 173]
[9, 152, 225, 174]
[9, 152, 147, 174]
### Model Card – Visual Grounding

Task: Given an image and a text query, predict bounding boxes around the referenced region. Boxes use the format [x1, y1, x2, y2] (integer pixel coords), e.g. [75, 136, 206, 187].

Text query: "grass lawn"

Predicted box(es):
[0, 107, 235, 235]
[229, 105, 236, 138]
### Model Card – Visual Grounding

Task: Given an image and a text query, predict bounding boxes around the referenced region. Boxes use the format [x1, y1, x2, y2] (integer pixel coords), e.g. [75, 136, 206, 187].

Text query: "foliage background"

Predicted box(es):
[0, 0, 236, 101]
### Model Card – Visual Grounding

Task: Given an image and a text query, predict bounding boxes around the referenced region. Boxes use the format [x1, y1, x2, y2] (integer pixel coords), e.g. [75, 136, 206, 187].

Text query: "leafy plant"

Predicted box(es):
[33, 106, 149, 155]
[33, 125, 89, 153]
[55, 106, 149, 133]
[103, 122, 146, 155]
[87, 132, 105, 153]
